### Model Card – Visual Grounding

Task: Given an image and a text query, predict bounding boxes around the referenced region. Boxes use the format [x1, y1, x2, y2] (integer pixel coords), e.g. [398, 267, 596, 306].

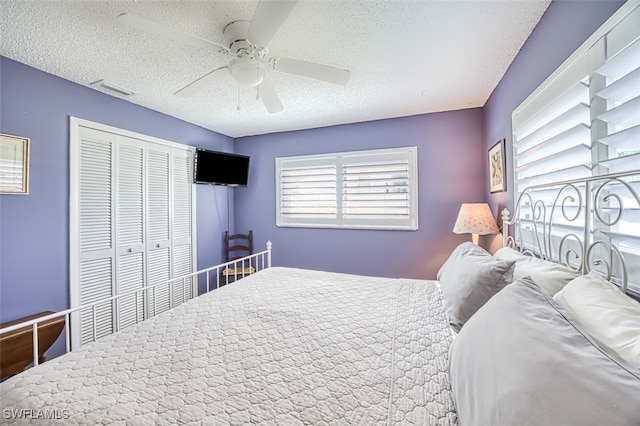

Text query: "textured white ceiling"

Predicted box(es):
[0, 0, 550, 138]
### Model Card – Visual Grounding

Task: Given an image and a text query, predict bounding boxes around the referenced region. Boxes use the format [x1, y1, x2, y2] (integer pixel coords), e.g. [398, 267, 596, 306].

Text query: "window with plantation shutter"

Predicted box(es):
[0, 133, 29, 194]
[512, 2, 640, 294]
[276, 147, 418, 230]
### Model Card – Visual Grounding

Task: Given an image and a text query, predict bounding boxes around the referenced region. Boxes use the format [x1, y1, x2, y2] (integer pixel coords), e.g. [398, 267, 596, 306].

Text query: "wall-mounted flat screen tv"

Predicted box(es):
[193, 149, 250, 186]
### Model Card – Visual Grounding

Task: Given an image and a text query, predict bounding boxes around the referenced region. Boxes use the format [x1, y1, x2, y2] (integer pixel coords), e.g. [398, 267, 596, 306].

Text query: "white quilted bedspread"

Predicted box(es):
[1, 267, 457, 425]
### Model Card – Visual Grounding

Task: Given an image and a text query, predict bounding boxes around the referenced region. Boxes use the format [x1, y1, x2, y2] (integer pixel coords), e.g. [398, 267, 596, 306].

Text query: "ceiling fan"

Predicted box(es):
[117, 0, 351, 114]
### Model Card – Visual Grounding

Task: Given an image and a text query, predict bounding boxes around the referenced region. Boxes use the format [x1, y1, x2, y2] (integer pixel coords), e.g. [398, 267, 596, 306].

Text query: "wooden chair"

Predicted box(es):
[221, 230, 256, 284]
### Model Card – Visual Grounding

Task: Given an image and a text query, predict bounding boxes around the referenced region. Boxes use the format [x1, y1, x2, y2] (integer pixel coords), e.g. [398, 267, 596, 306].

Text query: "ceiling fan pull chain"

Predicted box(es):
[256, 64, 261, 100]
[237, 86, 241, 111]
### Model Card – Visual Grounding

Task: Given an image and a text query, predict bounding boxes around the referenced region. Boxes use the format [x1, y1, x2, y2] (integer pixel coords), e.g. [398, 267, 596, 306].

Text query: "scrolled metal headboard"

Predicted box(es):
[502, 170, 640, 294]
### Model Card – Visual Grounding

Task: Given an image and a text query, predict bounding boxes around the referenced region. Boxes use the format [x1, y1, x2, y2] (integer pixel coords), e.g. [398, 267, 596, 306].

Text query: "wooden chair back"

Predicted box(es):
[224, 230, 253, 263]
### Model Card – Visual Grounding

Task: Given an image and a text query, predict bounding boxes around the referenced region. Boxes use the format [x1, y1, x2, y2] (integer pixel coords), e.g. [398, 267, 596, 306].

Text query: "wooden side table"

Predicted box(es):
[0, 311, 66, 380]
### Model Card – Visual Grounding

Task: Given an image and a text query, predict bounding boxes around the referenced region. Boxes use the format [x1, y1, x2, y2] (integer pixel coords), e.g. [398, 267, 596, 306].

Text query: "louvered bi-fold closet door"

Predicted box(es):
[147, 146, 172, 315]
[171, 148, 194, 305]
[77, 127, 116, 346]
[72, 118, 196, 348]
[115, 137, 146, 330]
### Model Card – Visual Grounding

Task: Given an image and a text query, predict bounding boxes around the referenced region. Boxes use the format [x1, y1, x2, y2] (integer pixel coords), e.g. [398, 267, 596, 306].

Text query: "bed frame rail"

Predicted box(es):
[0, 241, 272, 376]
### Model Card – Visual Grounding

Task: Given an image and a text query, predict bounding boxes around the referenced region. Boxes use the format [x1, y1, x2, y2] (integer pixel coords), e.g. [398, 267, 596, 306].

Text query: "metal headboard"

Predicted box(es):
[502, 170, 640, 294]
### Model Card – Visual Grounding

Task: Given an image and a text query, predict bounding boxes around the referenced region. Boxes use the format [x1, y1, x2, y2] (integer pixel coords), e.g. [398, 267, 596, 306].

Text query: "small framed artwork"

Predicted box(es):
[488, 139, 506, 193]
[0, 133, 30, 194]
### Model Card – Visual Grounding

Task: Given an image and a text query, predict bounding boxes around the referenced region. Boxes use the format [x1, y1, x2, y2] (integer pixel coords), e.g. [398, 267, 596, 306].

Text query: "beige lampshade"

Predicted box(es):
[453, 203, 500, 235]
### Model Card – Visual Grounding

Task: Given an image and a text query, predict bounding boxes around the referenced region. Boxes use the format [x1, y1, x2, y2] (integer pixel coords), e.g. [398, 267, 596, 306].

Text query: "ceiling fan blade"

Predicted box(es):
[247, 0, 298, 49]
[272, 57, 350, 85]
[257, 77, 284, 113]
[174, 67, 228, 98]
[117, 13, 230, 54]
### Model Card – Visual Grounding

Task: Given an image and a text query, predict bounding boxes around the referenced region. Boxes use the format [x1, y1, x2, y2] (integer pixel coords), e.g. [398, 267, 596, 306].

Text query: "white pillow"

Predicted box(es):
[553, 272, 640, 370]
[493, 247, 580, 296]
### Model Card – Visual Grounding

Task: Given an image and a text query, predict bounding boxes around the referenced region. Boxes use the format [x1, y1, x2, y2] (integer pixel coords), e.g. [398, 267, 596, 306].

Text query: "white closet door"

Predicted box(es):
[76, 127, 116, 346]
[147, 146, 172, 315]
[71, 118, 196, 348]
[172, 147, 195, 303]
[115, 137, 146, 330]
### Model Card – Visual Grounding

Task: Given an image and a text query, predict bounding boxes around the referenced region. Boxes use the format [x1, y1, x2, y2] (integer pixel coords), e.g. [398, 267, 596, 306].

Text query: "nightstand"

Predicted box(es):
[0, 311, 65, 379]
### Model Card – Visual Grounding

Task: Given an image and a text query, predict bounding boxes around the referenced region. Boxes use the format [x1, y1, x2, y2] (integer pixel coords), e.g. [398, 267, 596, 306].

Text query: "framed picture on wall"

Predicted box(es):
[0, 133, 30, 194]
[488, 139, 506, 193]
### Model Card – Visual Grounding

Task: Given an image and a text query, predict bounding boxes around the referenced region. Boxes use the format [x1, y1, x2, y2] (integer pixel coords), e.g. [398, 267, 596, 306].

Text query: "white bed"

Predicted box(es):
[1, 268, 457, 425]
[2, 171, 640, 425]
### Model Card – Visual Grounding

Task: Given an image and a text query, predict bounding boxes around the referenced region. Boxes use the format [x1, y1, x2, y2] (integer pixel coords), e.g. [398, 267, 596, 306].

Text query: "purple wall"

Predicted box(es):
[234, 109, 485, 280]
[484, 0, 625, 218]
[0, 57, 233, 324]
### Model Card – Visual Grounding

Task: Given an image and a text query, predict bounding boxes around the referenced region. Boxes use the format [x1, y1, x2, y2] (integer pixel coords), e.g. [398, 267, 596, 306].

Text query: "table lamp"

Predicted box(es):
[453, 203, 500, 245]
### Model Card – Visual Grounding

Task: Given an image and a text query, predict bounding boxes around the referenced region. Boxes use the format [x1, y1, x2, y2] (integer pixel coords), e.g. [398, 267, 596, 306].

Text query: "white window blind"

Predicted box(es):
[276, 147, 418, 230]
[512, 2, 640, 293]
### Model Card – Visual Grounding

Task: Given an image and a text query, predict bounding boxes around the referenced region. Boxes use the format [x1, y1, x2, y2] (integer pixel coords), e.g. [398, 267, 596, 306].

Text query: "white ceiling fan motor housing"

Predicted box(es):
[223, 20, 251, 53]
[224, 20, 269, 87]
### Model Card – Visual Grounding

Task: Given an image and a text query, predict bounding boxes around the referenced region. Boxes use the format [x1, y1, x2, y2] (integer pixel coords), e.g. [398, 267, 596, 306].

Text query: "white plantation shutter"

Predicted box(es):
[591, 7, 640, 295]
[71, 118, 196, 348]
[343, 159, 411, 224]
[280, 164, 337, 221]
[276, 147, 418, 230]
[513, 56, 592, 191]
[0, 142, 24, 190]
[593, 11, 640, 173]
[512, 3, 640, 293]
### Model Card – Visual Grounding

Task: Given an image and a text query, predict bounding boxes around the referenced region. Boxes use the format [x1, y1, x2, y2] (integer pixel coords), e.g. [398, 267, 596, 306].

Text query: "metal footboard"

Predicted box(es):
[0, 241, 272, 376]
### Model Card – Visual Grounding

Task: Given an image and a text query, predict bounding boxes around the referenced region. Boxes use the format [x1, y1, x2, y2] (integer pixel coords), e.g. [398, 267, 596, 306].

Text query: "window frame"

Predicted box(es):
[511, 2, 640, 294]
[275, 146, 419, 231]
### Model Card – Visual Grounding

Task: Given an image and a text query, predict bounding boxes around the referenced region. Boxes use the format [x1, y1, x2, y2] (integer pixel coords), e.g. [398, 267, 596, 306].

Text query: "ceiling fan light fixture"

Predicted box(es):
[229, 58, 266, 87]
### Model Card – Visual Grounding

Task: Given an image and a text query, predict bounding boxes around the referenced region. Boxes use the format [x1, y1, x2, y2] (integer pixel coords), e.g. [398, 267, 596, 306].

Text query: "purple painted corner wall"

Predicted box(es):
[0, 57, 233, 324]
[234, 0, 625, 280]
[234, 110, 485, 280]
[484, 0, 625, 220]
